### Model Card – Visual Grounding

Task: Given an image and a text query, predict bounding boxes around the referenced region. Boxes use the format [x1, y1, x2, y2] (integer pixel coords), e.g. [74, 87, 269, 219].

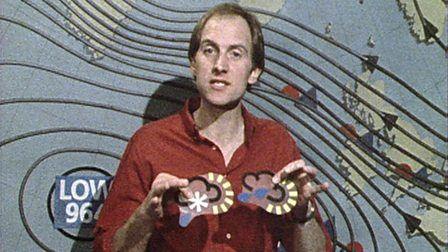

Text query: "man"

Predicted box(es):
[94, 3, 331, 251]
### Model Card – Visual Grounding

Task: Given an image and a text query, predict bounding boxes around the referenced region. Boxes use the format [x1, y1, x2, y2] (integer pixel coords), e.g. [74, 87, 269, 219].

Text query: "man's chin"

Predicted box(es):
[207, 98, 242, 110]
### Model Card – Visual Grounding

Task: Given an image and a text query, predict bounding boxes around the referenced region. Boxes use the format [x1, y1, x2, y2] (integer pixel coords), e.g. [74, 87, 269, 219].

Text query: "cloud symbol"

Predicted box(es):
[240, 171, 286, 203]
[176, 176, 221, 207]
[177, 173, 234, 227]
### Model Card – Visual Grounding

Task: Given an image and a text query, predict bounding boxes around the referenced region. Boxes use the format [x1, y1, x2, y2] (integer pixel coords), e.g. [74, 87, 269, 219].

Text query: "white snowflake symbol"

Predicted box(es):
[188, 191, 209, 213]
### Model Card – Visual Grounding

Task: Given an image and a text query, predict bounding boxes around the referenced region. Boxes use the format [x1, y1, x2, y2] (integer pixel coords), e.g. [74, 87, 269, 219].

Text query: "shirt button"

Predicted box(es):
[226, 233, 231, 240]
[212, 146, 217, 150]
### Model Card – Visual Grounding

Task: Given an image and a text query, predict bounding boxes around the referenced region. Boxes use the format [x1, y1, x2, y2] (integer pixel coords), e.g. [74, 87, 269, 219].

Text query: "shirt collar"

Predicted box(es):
[180, 97, 256, 146]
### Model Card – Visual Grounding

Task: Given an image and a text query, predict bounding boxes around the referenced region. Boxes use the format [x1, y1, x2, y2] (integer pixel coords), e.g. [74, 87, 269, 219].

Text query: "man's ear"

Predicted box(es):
[190, 60, 197, 77]
[248, 68, 262, 85]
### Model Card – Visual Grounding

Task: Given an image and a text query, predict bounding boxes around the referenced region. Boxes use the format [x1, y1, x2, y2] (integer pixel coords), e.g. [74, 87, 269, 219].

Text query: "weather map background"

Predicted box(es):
[0, 0, 446, 251]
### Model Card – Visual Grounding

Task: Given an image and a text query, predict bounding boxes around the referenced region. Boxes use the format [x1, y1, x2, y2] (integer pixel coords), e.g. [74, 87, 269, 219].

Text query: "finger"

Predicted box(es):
[154, 204, 163, 218]
[163, 179, 189, 195]
[295, 166, 318, 187]
[151, 182, 169, 197]
[155, 173, 188, 186]
[152, 178, 189, 196]
[272, 160, 305, 184]
[164, 178, 189, 189]
[303, 166, 318, 180]
[149, 196, 160, 209]
[179, 187, 193, 199]
[293, 165, 317, 179]
[146, 196, 162, 218]
[297, 172, 307, 180]
[309, 182, 329, 196]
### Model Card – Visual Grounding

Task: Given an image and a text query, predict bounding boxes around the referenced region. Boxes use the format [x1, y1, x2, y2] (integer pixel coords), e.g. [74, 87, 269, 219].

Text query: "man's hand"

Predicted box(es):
[272, 159, 329, 207]
[273, 160, 330, 251]
[143, 173, 192, 219]
[112, 173, 192, 251]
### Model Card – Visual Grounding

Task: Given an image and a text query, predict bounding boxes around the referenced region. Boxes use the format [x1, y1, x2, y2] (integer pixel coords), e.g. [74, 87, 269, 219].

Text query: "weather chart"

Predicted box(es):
[1, 0, 446, 251]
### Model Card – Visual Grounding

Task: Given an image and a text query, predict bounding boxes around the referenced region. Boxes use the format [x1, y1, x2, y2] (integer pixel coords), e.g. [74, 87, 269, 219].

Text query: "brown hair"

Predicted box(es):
[188, 3, 265, 71]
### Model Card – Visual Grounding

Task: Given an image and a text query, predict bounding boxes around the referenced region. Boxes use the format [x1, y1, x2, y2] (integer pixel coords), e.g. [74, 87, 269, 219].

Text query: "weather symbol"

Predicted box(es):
[238, 171, 298, 215]
[188, 191, 209, 213]
[177, 173, 234, 227]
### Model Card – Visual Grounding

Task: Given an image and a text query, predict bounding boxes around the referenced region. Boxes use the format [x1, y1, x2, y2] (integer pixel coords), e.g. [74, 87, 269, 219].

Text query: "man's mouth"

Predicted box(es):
[210, 79, 230, 90]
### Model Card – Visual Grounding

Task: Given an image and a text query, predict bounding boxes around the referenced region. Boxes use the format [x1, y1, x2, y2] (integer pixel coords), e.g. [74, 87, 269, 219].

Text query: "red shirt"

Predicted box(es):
[94, 98, 332, 251]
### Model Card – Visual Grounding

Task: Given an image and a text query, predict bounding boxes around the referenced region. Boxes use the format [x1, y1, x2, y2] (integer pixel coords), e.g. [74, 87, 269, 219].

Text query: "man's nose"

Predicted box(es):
[212, 53, 229, 74]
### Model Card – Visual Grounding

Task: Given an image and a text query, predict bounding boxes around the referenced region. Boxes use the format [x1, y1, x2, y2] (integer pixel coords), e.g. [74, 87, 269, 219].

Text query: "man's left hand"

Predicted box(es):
[272, 159, 329, 207]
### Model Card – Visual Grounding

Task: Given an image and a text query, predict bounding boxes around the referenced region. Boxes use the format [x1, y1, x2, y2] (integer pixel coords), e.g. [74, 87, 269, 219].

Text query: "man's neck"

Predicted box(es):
[193, 100, 245, 147]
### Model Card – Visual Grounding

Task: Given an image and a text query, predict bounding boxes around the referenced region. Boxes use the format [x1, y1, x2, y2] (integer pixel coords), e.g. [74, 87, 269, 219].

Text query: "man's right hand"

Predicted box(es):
[112, 173, 191, 251]
[143, 173, 193, 219]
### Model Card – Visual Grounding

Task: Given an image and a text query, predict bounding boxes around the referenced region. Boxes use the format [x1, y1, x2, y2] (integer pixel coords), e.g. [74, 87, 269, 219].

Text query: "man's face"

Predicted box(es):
[190, 15, 261, 109]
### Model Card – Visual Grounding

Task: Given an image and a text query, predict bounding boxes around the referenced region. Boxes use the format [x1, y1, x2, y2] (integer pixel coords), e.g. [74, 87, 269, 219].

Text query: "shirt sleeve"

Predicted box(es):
[93, 133, 153, 252]
[273, 126, 333, 252]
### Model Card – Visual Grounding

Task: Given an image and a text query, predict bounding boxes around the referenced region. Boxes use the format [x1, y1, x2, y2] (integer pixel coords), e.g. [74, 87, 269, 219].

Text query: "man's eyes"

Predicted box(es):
[230, 50, 242, 59]
[201, 46, 245, 59]
[203, 47, 216, 55]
